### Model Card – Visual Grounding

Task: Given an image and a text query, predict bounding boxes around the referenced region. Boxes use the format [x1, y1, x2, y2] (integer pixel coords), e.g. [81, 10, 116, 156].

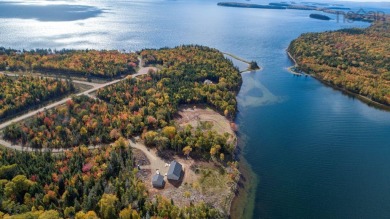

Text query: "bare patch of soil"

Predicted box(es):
[175, 105, 238, 149]
[138, 150, 236, 215]
[133, 148, 151, 166]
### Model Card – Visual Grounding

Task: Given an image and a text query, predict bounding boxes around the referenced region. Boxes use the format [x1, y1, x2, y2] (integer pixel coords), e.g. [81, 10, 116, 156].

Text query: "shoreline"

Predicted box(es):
[176, 105, 240, 215]
[287, 50, 390, 111]
[223, 52, 260, 218]
[0, 104, 242, 216]
[0, 103, 243, 216]
[287, 51, 297, 67]
[223, 52, 251, 65]
[223, 52, 261, 72]
[286, 50, 309, 76]
[286, 66, 308, 76]
[315, 76, 390, 111]
[229, 142, 258, 219]
[0, 49, 246, 217]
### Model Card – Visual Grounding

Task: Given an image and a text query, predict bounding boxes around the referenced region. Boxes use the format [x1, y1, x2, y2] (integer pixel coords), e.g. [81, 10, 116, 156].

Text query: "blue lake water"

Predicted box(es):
[1, 0, 390, 218]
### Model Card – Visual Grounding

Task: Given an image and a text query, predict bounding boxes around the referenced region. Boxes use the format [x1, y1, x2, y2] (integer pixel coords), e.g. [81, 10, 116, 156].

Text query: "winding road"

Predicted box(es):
[129, 138, 169, 173]
[0, 62, 157, 150]
[1, 72, 102, 88]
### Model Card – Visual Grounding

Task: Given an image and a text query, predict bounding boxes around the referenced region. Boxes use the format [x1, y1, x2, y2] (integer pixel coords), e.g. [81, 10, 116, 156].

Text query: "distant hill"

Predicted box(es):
[217, 2, 286, 9]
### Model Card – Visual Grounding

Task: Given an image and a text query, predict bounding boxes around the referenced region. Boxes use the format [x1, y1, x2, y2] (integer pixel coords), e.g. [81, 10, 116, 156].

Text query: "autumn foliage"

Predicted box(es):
[288, 20, 390, 105]
[4, 46, 239, 159]
[0, 74, 74, 120]
[0, 45, 239, 218]
[0, 143, 223, 218]
[0, 48, 139, 78]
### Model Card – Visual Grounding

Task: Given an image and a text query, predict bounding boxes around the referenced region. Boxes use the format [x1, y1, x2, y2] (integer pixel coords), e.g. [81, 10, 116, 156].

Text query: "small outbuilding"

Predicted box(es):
[152, 174, 165, 188]
[203, 79, 213, 85]
[167, 161, 183, 181]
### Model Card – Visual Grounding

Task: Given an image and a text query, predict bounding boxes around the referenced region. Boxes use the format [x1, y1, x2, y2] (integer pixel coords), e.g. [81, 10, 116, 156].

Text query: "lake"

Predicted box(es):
[1, 0, 390, 218]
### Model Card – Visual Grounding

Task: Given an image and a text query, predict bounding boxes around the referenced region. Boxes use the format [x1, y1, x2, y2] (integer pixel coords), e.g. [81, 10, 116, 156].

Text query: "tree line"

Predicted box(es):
[4, 45, 240, 160]
[0, 140, 224, 218]
[0, 75, 74, 121]
[288, 20, 390, 105]
[1, 45, 242, 218]
[0, 49, 139, 78]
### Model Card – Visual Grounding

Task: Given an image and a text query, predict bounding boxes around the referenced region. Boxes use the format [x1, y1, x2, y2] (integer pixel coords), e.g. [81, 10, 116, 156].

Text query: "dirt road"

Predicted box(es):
[0, 64, 157, 130]
[0, 63, 157, 149]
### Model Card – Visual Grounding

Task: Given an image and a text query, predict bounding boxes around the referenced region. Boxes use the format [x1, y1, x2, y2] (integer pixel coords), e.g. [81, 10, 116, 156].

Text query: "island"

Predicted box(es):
[287, 5, 316, 10]
[249, 61, 260, 70]
[324, 6, 350, 10]
[288, 18, 390, 106]
[217, 2, 286, 9]
[269, 3, 291, 7]
[309, 13, 331, 20]
[223, 52, 261, 72]
[0, 45, 253, 218]
[218, 2, 379, 23]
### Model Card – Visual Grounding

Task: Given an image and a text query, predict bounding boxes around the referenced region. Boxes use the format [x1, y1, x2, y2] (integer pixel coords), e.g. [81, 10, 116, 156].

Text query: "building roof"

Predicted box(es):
[152, 174, 164, 188]
[167, 161, 182, 180]
[204, 79, 213, 84]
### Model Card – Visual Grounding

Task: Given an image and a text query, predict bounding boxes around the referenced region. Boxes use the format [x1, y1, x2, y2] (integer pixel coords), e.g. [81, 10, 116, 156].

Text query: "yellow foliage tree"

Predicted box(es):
[98, 194, 118, 219]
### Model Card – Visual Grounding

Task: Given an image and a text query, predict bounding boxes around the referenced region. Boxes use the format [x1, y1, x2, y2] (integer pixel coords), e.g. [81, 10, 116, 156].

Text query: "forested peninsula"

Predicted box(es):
[288, 19, 390, 106]
[0, 45, 244, 218]
[218, 2, 378, 23]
